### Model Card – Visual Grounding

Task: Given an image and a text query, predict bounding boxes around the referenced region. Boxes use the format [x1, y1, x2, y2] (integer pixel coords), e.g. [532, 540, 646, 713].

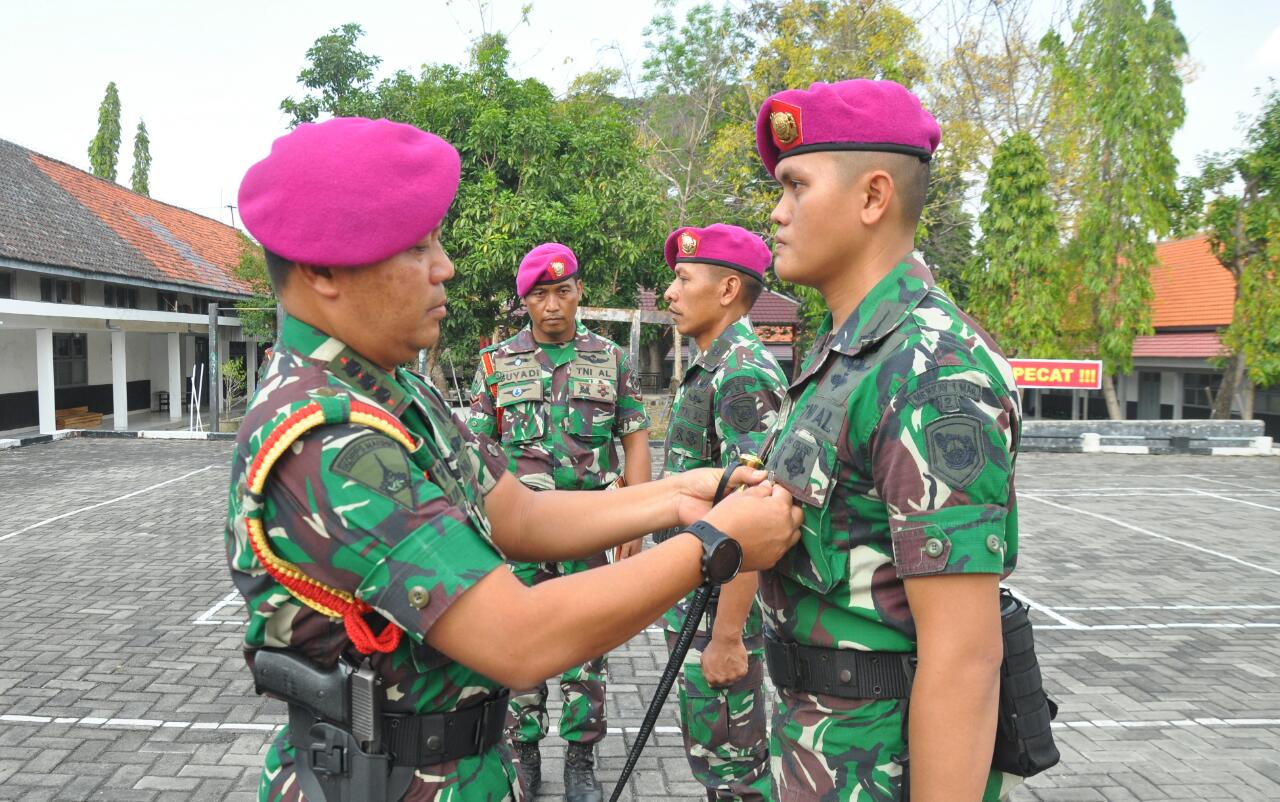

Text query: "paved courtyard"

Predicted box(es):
[0, 439, 1277, 801]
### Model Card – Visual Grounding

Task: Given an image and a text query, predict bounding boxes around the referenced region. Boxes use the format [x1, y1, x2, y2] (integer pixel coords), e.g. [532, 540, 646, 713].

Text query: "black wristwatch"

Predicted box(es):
[681, 520, 743, 585]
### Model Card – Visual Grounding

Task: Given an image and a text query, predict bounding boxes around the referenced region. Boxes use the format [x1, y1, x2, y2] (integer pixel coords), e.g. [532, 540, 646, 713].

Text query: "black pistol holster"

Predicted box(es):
[764, 587, 1059, 799]
[252, 649, 509, 802]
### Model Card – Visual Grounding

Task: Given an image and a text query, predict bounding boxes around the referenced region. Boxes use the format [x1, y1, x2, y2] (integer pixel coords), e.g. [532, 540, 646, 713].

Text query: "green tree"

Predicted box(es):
[233, 233, 278, 342]
[1042, 0, 1188, 418]
[280, 23, 382, 125]
[963, 132, 1062, 357]
[88, 82, 121, 181]
[130, 119, 151, 196]
[1196, 88, 1280, 418]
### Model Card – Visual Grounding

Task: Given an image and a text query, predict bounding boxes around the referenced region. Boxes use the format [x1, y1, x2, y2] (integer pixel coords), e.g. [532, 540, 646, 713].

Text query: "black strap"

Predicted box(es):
[765, 637, 915, 699]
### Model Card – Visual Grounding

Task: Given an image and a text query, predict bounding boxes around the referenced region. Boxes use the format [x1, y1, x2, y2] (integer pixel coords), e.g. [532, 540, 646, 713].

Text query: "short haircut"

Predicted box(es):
[263, 248, 293, 292]
[832, 150, 931, 228]
[709, 264, 764, 312]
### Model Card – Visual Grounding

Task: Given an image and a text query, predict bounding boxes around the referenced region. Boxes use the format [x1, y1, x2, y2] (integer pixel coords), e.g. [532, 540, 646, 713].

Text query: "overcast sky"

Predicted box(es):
[3, 0, 1277, 228]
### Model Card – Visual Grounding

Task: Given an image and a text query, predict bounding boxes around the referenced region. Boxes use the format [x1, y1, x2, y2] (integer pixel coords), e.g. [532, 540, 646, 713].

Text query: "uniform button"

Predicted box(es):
[838, 669, 852, 684]
[426, 735, 443, 751]
[408, 586, 430, 610]
[924, 538, 945, 558]
[986, 534, 1003, 553]
[311, 387, 338, 397]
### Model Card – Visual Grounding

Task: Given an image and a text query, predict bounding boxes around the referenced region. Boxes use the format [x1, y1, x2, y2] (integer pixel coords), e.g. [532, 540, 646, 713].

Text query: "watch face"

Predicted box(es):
[707, 538, 743, 583]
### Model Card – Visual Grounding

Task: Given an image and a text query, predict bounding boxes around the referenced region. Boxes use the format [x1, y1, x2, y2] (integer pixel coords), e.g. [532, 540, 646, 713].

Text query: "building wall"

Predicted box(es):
[0, 329, 37, 393]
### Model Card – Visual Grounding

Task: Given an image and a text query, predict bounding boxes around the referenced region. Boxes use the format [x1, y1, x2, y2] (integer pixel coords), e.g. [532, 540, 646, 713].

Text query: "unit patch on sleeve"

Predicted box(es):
[332, 434, 415, 509]
[923, 415, 985, 488]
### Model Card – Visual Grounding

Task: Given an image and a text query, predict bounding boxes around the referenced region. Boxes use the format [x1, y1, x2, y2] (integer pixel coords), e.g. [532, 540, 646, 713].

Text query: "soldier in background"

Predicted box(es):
[659, 224, 787, 801]
[753, 80, 1023, 801]
[468, 243, 650, 802]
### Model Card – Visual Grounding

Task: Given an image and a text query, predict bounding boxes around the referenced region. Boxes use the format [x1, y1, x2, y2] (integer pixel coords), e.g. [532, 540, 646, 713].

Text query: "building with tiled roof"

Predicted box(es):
[0, 137, 261, 434]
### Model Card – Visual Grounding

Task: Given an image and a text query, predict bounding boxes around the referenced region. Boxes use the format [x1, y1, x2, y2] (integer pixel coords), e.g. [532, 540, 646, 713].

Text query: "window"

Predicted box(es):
[157, 291, 177, 311]
[39, 277, 83, 304]
[1183, 373, 1222, 409]
[52, 333, 88, 387]
[0, 271, 11, 299]
[104, 285, 139, 308]
[1256, 386, 1280, 417]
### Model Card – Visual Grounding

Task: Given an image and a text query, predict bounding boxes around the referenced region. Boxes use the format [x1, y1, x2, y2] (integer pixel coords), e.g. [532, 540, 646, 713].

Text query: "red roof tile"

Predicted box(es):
[1151, 236, 1234, 329]
[1132, 332, 1224, 358]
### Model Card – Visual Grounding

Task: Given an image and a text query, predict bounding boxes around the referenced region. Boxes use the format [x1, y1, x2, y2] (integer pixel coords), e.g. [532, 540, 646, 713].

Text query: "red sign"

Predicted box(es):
[1009, 359, 1103, 390]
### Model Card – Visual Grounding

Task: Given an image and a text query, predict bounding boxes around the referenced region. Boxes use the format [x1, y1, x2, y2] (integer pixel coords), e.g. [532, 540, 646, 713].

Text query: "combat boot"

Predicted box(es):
[513, 740, 542, 796]
[564, 742, 603, 802]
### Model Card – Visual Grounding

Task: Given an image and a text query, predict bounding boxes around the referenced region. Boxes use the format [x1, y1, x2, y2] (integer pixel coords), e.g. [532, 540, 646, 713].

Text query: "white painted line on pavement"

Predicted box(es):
[0, 713, 284, 732]
[0, 465, 220, 543]
[1055, 717, 1280, 730]
[1003, 584, 1085, 629]
[1020, 493, 1280, 577]
[1186, 474, 1280, 493]
[1039, 622, 1280, 631]
[1188, 488, 1280, 514]
[192, 591, 245, 626]
[1053, 603, 1280, 612]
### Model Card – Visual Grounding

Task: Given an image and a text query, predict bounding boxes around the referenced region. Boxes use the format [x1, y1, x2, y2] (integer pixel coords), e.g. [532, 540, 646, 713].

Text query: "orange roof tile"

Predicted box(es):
[1151, 235, 1235, 329]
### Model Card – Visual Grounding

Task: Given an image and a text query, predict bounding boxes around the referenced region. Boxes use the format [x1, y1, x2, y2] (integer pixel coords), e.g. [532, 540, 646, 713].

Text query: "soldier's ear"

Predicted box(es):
[720, 274, 741, 308]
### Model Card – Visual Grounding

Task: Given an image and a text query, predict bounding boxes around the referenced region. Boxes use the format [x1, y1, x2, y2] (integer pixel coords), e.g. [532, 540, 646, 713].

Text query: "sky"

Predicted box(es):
[3, 0, 1278, 229]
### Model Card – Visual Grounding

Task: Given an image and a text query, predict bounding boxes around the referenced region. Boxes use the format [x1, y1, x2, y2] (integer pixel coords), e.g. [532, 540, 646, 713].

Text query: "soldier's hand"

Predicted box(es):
[613, 537, 643, 562]
[674, 466, 768, 526]
[703, 481, 802, 572]
[701, 636, 749, 688]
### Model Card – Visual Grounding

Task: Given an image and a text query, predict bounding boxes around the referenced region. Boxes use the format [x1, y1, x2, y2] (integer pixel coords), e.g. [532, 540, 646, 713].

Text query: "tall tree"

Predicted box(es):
[1042, 0, 1188, 418]
[130, 119, 151, 197]
[1195, 89, 1280, 418]
[280, 23, 382, 125]
[963, 132, 1062, 357]
[88, 82, 121, 181]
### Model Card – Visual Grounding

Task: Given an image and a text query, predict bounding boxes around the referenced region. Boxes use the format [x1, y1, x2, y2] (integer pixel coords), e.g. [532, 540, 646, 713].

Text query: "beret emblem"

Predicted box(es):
[770, 111, 799, 145]
[678, 232, 698, 256]
[549, 259, 566, 278]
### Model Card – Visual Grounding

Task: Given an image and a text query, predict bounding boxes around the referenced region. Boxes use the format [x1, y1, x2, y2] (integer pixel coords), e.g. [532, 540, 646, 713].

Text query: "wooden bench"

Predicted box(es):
[55, 406, 103, 430]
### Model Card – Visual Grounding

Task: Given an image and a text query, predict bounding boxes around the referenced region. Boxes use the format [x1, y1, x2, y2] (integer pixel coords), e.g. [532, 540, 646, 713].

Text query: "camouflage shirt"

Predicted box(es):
[760, 256, 1021, 653]
[225, 315, 519, 799]
[661, 315, 787, 635]
[467, 323, 649, 491]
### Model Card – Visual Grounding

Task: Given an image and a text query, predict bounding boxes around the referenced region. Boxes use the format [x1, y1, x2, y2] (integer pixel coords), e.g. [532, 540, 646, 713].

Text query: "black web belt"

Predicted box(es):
[765, 638, 915, 699]
[288, 690, 509, 767]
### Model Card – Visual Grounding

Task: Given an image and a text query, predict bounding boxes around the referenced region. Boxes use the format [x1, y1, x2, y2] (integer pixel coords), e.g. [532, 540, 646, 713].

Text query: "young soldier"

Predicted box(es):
[225, 117, 803, 802]
[467, 243, 650, 802]
[659, 224, 787, 802]
[753, 80, 1022, 801]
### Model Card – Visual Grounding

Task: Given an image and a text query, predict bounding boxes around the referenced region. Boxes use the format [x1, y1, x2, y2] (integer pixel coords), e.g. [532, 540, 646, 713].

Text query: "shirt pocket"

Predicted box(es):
[566, 377, 617, 443]
[765, 425, 846, 594]
[497, 379, 546, 445]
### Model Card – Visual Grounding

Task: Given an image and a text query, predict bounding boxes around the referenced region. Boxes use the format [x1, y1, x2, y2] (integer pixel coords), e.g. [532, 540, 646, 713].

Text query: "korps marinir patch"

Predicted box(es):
[679, 231, 699, 256]
[549, 259, 566, 279]
[924, 415, 985, 488]
[333, 433, 415, 509]
[770, 99, 803, 151]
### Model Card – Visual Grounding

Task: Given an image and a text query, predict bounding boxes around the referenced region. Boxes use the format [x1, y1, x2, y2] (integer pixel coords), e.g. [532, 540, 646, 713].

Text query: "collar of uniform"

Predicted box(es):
[694, 315, 753, 372]
[828, 255, 933, 357]
[278, 314, 411, 415]
[573, 321, 607, 352]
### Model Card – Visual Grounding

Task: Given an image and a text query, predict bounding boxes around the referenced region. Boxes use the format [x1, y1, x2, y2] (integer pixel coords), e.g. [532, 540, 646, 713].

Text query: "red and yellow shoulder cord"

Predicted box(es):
[243, 400, 419, 655]
[480, 351, 503, 434]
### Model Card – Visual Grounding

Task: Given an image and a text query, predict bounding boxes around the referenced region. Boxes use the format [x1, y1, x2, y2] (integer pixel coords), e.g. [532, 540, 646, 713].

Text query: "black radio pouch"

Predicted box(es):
[991, 588, 1060, 777]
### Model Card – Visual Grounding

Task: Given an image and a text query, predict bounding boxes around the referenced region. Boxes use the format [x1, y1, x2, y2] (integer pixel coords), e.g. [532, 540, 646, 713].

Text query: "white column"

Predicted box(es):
[35, 328, 55, 434]
[111, 330, 128, 430]
[167, 332, 182, 421]
[245, 339, 258, 399]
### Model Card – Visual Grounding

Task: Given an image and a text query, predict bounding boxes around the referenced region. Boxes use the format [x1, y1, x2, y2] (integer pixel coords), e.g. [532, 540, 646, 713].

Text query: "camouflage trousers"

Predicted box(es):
[770, 687, 1019, 802]
[507, 554, 609, 745]
[664, 630, 773, 802]
[258, 726, 521, 801]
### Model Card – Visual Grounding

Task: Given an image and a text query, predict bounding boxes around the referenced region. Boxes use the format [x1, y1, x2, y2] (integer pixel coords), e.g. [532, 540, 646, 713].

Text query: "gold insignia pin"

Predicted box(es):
[549, 260, 566, 278]
[679, 232, 698, 256]
[771, 111, 799, 145]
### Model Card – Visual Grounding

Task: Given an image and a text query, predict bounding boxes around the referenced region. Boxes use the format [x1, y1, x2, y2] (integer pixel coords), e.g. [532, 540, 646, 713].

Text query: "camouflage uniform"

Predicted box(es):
[661, 316, 786, 801]
[225, 315, 522, 801]
[467, 322, 649, 746]
[759, 257, 1022, 802]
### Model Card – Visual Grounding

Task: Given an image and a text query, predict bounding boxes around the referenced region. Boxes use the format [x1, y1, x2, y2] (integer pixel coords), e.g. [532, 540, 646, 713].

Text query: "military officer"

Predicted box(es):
[225, 117, 804, 802]
[753, 80, 1023, 802]
[659, 223, 787, 802]
[467, 243, 651, 801]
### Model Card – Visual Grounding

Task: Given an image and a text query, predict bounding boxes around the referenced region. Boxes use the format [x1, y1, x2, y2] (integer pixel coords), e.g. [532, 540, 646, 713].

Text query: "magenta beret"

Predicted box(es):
[516, 242, 579, 297]
[238, 117, 461, 267]
[755, 79, 941, 177]
[664, 224, 771, 281]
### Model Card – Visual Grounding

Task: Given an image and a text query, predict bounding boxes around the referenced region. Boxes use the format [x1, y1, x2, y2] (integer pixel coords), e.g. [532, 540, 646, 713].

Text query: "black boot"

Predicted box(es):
[564, 742, 603, 802]
[513, 740, 542, 797]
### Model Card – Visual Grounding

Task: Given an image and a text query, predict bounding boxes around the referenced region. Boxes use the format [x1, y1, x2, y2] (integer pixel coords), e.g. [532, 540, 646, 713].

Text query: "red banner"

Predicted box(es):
[1009, 359, 1103, 390]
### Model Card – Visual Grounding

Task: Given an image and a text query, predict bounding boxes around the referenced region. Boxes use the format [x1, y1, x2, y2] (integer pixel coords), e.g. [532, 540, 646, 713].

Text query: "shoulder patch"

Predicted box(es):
[332, 434, 415, 509]
[721, 394, 762, 432]
[907, 381, 982, 413]
[923, 414, 985, 488]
